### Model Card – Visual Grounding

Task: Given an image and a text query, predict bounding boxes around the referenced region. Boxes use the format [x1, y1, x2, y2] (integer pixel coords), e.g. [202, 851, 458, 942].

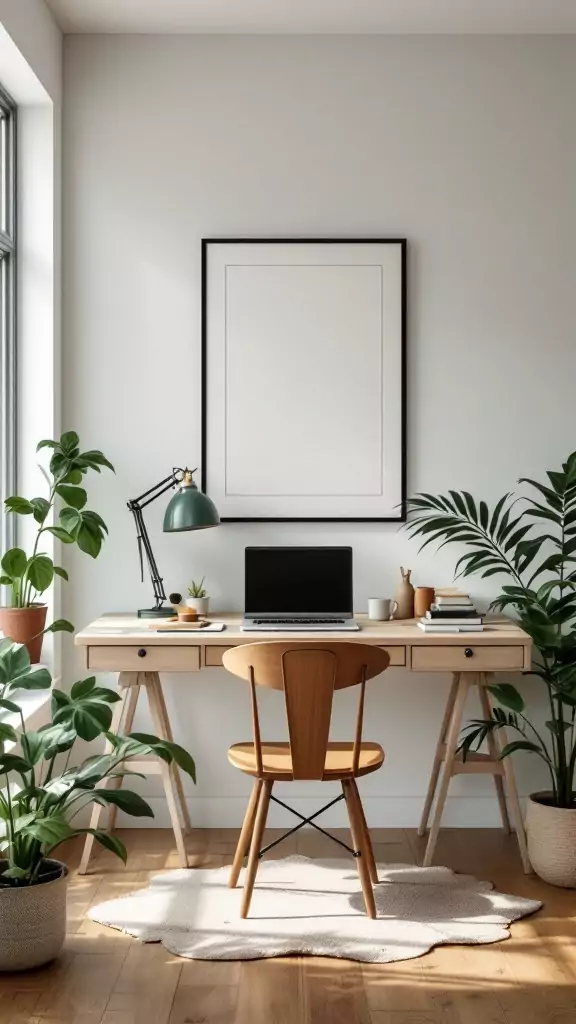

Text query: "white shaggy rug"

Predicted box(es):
[88, 855, 541, 963]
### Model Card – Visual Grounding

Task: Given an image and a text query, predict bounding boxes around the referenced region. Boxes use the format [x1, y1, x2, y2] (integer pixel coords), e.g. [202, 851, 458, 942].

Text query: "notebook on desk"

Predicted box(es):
[241, 546, 359, 632]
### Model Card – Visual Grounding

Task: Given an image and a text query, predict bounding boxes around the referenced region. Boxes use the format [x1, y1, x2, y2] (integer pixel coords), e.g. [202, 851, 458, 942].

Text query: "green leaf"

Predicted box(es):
[1, 866, 30, 880]
[93, 789, 154, 817]
[75, 828, 126, 863]
[21, 730, 46, 765]
[52, 566, 69, 582]
[73, 703, 113, 741]
[4, 496, 34, 515]
[479, 501, 489, 530]
[45, 526, 75, 544]
[160, 741, 196, 783]
[6, 667, 51, 693]
[0, 697, 22, 713]
[56, 484, 87, 510]
[60, 430, 80, 452]
[0, 722, 18, 743]
[78, 450, 115, 474]
[1, 548, 27, 580]
[36, 439, 58, 452]
[77, 520, 102, 558]
[462, 492, 478, 523]
[489, 493, 511, 536]
[545, 719, 571, 736]
[71, 676, 96, 700]
[0, 753, 33, 775]
[30, 497, 51, 524]
[25, 555, 54, 594]
[499, 740, 544, 759]
[60, 507, 81, 534]
[488, 683, 525, 713]
[0, 576, 12, 585]
[22, 817, 72, 847]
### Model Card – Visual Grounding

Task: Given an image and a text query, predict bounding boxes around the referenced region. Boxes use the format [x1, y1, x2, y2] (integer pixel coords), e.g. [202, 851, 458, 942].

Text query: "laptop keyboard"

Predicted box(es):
[252, 618, 346, 625]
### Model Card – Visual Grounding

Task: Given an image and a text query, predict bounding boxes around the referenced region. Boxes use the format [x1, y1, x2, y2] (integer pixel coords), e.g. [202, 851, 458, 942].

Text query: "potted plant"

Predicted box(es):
[0, 637, 196, 970]
[0, 432, 113, 663]
[186, 577, 209, 616]
[405, 450, 576, 886]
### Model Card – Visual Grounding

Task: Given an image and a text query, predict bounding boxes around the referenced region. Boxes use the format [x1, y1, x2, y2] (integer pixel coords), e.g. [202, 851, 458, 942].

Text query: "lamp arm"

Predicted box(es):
[127, 499, 169, 610]
[131, 470, 181, 507]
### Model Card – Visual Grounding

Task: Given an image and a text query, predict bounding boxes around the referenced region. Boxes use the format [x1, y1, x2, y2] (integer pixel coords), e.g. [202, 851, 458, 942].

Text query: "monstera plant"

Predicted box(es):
[405, 451, 576, 886]
[0, 637, 196, 969]
[0, 431, 113, 661]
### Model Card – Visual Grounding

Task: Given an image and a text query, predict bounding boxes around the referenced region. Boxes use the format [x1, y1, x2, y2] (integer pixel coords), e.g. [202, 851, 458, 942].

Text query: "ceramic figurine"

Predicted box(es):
[394, 566, 415, 619]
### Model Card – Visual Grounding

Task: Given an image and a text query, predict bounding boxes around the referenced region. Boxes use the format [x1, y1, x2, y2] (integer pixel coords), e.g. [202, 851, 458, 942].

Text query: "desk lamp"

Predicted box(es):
[127, 467, 219, 618]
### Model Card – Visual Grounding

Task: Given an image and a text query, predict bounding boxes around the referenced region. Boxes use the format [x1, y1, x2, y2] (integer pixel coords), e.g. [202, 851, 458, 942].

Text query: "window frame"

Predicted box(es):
[0, 81, 16, 557]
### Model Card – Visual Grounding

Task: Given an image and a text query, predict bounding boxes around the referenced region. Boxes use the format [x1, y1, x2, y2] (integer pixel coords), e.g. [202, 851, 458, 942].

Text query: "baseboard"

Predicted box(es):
[113, 795, 526, 830]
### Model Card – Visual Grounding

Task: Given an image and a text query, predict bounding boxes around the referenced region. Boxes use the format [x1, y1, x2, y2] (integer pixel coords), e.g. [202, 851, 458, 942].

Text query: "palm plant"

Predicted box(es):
[0, 639, 195, 885]
[405, 451, 576, 808]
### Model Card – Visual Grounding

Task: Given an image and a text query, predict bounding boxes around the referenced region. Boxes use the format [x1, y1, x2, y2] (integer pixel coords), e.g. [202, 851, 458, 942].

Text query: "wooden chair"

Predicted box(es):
[222, 641, 390, 919]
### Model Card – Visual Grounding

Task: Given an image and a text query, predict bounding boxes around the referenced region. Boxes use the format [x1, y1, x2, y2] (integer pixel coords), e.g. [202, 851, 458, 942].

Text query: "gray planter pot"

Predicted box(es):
[0, 859, 68, 971]
[526, 793, 576, 887]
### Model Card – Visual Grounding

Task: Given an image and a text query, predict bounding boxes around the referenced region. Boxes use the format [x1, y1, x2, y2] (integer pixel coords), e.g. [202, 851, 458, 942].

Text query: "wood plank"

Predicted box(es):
[168, 961, 240, 1024]
[301, 957, 370, 1024]
[102, 942, 182, 1024]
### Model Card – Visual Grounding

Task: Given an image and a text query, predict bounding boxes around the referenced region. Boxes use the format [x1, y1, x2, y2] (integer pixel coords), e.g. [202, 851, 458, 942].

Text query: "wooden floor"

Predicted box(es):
[1, 826, 575, 1024]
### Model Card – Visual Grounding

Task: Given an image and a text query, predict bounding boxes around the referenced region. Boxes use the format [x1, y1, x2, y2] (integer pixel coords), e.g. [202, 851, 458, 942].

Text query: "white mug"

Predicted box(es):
[368, 598, 397, 621]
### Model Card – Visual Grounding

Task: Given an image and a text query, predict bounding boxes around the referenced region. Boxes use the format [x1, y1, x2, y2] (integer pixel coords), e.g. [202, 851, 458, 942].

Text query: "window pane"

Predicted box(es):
[0, 110, 6, 235]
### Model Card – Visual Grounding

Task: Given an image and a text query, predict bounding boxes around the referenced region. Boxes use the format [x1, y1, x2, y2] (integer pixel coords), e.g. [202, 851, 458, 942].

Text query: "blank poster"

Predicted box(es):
[203, 240, 405, 521]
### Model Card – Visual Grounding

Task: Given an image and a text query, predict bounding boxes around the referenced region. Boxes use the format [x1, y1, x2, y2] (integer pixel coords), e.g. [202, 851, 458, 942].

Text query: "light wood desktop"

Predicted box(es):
[75, 613, 532, 874]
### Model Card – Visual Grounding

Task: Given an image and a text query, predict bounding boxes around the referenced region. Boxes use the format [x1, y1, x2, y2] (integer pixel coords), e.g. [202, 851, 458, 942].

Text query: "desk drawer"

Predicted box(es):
[87, 645, 200, 672]
[411, 645, 524, 672]
[378, 646, 406, 667]
[205, 644, 406, 668]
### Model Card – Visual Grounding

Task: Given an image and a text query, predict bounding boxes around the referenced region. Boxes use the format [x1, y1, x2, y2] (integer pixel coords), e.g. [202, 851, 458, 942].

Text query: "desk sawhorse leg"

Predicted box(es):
[78, 671, 192, 875]
[418, 671, 531, 873]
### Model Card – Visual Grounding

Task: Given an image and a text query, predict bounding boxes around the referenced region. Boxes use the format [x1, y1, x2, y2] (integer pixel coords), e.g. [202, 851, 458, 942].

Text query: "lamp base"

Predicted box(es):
[137, 607, 175, 619]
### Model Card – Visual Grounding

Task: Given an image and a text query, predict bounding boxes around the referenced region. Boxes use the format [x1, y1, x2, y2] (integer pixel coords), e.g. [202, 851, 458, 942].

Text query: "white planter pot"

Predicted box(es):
[526, 793, 576, 887]
[0, 859, 68, 971]
[186, 597, 209, 616]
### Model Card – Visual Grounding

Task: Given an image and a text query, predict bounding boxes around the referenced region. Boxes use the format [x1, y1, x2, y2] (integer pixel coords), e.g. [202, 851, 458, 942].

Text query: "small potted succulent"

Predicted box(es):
[186, 577, 209, 617]
[0, 638, 196, 971]
[0, 432, 113, 662]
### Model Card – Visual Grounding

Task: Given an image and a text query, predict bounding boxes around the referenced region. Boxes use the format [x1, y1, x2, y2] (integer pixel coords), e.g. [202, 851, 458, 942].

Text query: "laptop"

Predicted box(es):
[242, 546, 359, 632]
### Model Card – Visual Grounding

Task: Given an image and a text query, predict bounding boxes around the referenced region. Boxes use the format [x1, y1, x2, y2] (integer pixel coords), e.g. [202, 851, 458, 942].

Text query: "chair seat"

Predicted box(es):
[228, 740, 385, 780]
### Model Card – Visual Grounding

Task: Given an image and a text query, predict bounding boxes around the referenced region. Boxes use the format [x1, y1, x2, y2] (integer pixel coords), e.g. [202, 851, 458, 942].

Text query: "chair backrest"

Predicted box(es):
[222, 641, 390, 781]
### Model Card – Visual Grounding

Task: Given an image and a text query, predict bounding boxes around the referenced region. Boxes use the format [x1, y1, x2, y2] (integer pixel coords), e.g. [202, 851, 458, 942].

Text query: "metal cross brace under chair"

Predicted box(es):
[259, 793, 357, 857]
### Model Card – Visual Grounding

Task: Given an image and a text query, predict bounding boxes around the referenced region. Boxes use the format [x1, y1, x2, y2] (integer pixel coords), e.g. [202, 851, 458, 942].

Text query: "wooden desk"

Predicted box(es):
[75, 614, 532, 874]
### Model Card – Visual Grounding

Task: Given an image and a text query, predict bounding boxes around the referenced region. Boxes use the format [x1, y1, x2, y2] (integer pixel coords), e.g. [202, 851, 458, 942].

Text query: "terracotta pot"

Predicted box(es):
[0, 604, 48, 663]
[414, 586, 435, 618]
[0, 859, 68, 971]
[526, 792, 576, 887]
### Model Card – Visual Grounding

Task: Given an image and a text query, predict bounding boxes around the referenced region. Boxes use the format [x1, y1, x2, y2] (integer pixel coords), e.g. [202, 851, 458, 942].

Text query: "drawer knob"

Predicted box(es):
[464, 647, 474, 659]
[137, 648, 147, 658]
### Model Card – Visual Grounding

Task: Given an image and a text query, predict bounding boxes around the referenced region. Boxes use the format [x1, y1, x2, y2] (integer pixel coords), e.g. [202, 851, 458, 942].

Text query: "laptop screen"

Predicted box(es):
[245, 546, 353, 616]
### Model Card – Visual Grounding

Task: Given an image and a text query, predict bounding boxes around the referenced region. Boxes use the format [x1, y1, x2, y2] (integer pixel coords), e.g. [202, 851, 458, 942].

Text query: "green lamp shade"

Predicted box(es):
[163, 477, 220, 533]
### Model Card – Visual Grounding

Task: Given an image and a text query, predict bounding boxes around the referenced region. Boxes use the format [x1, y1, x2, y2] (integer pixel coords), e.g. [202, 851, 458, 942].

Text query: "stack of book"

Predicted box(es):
[417, 589, 484, 633]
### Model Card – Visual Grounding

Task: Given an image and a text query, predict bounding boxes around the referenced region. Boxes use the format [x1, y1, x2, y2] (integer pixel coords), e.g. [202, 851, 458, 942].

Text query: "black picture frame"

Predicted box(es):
[201, 237, 407, 523]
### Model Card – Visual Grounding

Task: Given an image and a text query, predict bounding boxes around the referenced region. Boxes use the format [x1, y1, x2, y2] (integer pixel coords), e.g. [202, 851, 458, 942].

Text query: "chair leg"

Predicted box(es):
[241, 779, 273, 919]
[229, 779, 263, 889]
[342, 779, 376, 919]
[349, 779, 378, 884]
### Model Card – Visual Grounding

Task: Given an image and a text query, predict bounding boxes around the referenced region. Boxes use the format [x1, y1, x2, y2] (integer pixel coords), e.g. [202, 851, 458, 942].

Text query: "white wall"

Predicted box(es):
[63, 34, 576, 827]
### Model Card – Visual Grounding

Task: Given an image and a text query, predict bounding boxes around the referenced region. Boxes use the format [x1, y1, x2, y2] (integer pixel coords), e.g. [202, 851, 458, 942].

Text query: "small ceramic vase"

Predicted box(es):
[394, 567, 415, 619]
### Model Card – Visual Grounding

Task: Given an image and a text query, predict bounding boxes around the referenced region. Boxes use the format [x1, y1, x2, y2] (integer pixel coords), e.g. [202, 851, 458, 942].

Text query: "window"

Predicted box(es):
[0, 83, 15, 556]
